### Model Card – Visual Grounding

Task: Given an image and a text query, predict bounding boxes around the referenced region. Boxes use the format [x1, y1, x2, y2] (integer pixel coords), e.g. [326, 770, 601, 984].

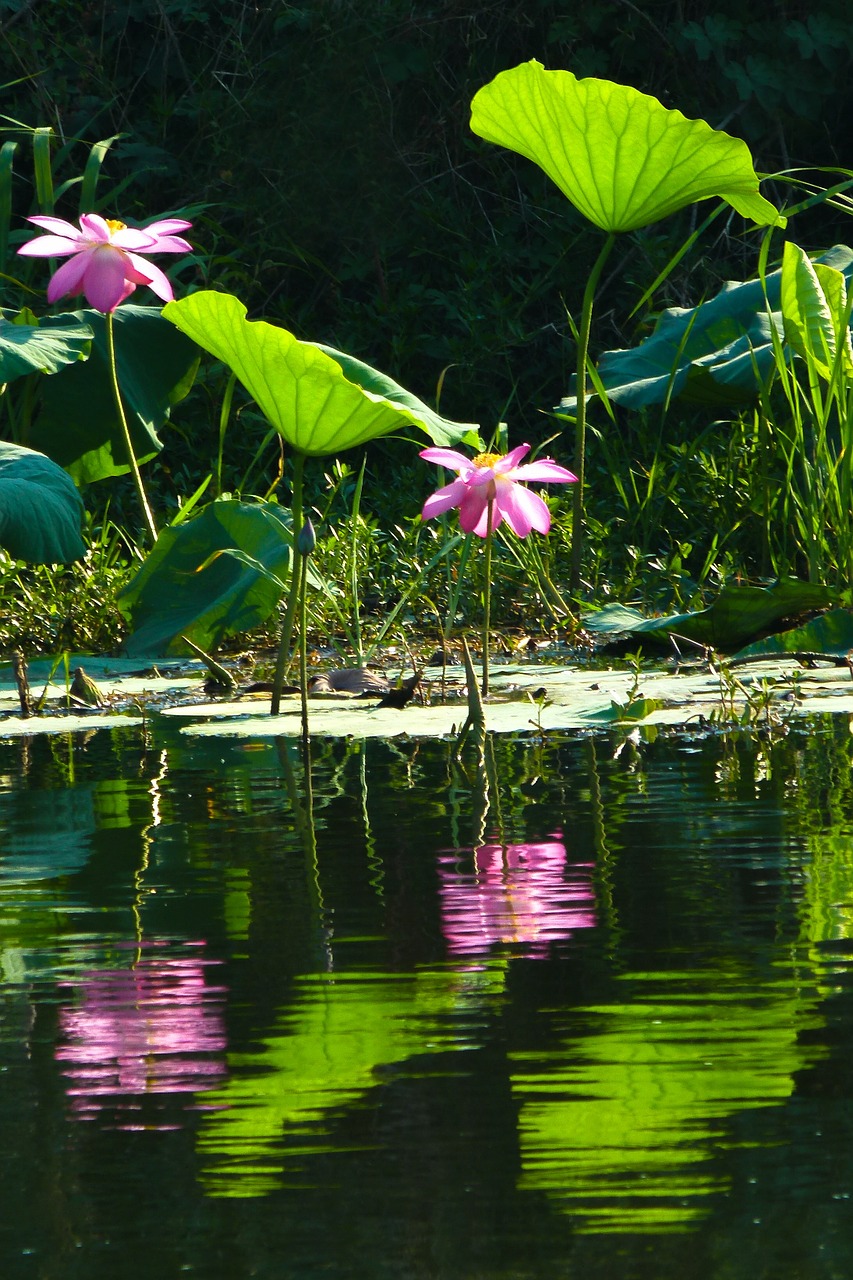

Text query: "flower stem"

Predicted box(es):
[482, 495, 494, 697]
[298, 543, 310, 745]
[105, 310, 157, 543]
[569, 232, 616, 602]
[271, 450, 305, 715]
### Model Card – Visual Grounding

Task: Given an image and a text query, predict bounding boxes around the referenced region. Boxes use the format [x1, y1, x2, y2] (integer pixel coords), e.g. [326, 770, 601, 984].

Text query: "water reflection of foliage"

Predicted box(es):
[511, 964, 825, 1233]
[196, 963, 506, 1198]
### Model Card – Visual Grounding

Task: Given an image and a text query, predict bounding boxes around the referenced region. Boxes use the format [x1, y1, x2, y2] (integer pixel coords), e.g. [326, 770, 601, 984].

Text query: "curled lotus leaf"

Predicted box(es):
[163, 292, 477, 457]
[470, 61, 785, 234]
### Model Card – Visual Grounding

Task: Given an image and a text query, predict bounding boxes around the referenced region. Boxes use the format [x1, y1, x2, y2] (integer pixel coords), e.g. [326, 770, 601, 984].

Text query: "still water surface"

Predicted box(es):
[1, 715, 852, 1278]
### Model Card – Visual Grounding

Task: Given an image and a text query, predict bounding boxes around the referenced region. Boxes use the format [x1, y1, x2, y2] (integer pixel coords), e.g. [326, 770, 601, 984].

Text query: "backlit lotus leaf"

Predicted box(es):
[164, 291, 477, 457]
[470, 61, 785, 234]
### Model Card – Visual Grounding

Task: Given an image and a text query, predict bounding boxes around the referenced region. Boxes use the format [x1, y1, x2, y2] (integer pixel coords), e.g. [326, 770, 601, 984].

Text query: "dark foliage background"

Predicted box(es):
[4, 1, 852, 434]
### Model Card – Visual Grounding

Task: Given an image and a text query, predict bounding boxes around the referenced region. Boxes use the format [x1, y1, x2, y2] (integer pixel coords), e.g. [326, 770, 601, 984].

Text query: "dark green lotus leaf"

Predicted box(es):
[164, 292, 478, 456]
[0, 310, 92, 381]
[118, 499, 293, 657]
[471, 61, 784, 234]
[733, 608, 853, 661]
[31, 305, 199, 485]
[0, 442, 85, 563]
[584, 580, 835, 653]
[560, 246, 853, 412]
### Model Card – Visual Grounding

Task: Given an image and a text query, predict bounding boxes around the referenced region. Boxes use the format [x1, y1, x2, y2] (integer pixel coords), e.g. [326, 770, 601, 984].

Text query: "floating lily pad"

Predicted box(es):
[3, 656, 852, 739]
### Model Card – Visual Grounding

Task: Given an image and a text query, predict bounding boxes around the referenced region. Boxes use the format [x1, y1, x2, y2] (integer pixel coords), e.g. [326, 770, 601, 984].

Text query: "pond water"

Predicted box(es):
[1, 712, 852, 1278]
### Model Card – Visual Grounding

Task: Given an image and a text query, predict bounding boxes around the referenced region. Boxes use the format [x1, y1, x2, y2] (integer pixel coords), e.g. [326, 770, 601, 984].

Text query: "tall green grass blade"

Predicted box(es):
[32, 127, 54, 214]
[79, 134, 123, 212]
[0, 140, 17, 272]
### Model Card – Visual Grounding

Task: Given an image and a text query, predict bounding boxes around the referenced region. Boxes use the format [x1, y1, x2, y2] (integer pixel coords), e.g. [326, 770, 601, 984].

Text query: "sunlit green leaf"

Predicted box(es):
[733, 607, 853, 660]
[0, 442, 85, 563]
[313, 342, 480, 448]
[781, 242, 836, 376]
[470, 61, 785, 234]
[163, 292, 478, 457]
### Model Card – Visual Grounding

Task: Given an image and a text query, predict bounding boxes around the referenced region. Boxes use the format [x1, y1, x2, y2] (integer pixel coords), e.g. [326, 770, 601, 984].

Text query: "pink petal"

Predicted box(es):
[145, 233, 193, 254]
[125, 254, 174, 302]
[25, 215, 83, 237]
[459, 484, 495, 537]
[419, 447, 472, 474]
[507, 458, 577, 484]
[18, 234, 81, 258]
[45, 251, 92, 302]
[143, 218, 193, 236]
[79, 213, 113, 242]
[494, 443, 531, 471]
[467, 465, 498, 487]
[82, 247, 131, 312]
[421, 478, 468, 520]
[496, 482, 551, 537]
[110, 227, 159, 250]
[142, 219, 193, 252]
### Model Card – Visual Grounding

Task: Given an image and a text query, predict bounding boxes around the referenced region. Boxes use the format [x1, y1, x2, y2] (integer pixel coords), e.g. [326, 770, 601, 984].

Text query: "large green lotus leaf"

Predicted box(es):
[118, 499, 293, 657]
[163, 292, 478, 456]
[584, 580, 834, 652]
[31, 305, 199, 485]
[0, 442, 85, 563]
[733, 608, 853, 661]
[559, 246, 853, 412]
[0, 310, 92, 381]
[470, 61, 785, 234]
[312, 343, 480, 448]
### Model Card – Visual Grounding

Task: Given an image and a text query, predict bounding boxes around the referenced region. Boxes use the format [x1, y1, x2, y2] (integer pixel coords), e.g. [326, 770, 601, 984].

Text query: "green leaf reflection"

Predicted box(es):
[511, 967, 824, 1232]
[196, 965, 505, 1197]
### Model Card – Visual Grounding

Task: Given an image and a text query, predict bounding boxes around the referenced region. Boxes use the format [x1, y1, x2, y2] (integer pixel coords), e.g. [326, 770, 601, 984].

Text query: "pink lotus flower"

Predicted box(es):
[420, 444, 577, 538]
[437, 834, 596, 957]
[17, 212, 192, 312]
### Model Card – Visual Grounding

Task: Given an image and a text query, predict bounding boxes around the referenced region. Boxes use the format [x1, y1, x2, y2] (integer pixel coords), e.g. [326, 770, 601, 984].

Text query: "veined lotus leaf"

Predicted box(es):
[31, 305, 200, 485]
[470, 61, 785, 234]
[559, 246, 853, 412]
[0, 310, 92, 382]
[0, 442, 85, 563]
[163, 292, 478, 457]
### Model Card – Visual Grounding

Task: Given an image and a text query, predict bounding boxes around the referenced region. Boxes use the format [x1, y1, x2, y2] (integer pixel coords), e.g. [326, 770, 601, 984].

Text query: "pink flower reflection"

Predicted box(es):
[56, 946, 227, 1129]
[437, 834, 596, 957]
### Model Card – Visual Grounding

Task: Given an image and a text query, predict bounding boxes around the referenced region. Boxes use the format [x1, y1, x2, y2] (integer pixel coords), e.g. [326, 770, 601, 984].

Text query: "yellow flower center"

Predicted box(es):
[472, 452, 502, 469]
[105, 218, 127, 234]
